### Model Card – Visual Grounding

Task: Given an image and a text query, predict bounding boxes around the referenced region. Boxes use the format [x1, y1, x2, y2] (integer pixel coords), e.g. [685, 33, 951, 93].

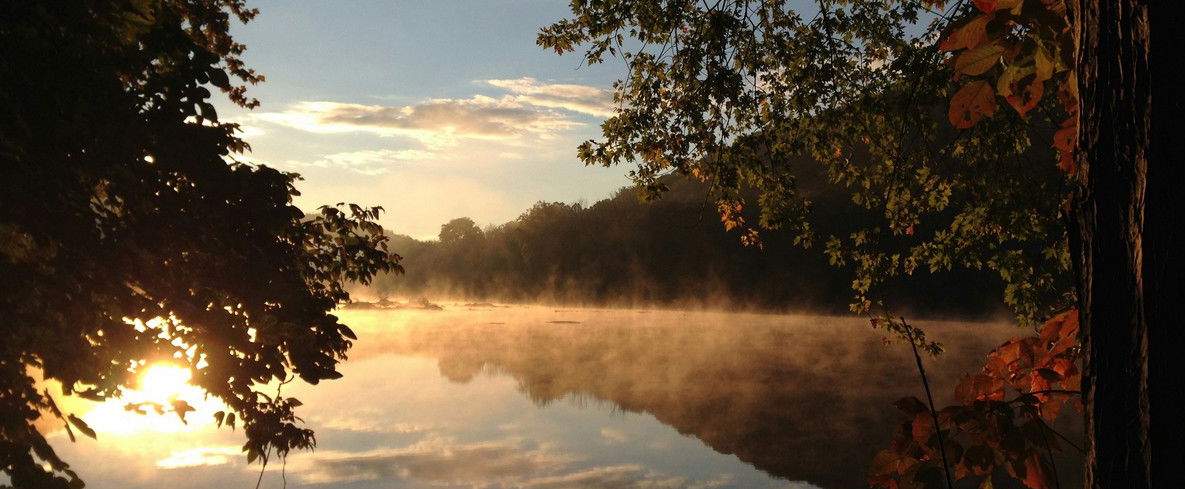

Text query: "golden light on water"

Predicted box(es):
[81, 364, 225, 436]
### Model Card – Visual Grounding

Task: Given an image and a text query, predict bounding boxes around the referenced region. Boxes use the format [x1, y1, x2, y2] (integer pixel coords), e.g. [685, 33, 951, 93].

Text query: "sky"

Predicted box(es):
[217, 1, 635, 240]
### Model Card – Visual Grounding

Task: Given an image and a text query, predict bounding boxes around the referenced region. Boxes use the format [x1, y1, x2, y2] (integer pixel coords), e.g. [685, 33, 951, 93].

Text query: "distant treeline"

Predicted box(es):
[367, 176, 1007, 317]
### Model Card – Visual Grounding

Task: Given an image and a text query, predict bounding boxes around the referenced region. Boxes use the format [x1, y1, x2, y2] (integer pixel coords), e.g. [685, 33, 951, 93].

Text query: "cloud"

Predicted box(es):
[486, 77, 615, 118]
[518, 464, 685, 489]
[156, 446, 241, 469]
[288, 437, 574, 485]
[686, 474, 736, 489]
[257, 96, 582, 148]
[782, 483, 826, 489]
[308, 413, 430, 434]
[600, 427, 629, 443]
[287, 149, 436, 175]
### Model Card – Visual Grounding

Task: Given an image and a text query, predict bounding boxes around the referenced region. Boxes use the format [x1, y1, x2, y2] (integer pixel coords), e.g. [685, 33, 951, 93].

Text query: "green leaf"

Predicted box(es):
[955, 43, 1005, 76]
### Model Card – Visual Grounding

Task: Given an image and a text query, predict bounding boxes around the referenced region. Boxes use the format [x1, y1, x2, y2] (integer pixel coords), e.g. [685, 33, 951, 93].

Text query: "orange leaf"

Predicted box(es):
[955, 374, 1006, 403]
[1041, 394, 1065, 422]
[940, 14, 992, 52]
[1052, 116, 1077, 173]
[870, 448, 919, 477]
[949, 80, 997, 128]
[1022, 455, 1050, 489]
[1005, 77, 1045, 117]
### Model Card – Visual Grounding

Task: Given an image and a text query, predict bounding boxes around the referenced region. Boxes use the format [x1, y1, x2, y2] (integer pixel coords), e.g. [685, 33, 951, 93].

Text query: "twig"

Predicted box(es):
[254, 447, 270, 489]
[1006, 389, 1081, 403]
[903, 318, 955, 489]
[1033, 414, 1085, 453]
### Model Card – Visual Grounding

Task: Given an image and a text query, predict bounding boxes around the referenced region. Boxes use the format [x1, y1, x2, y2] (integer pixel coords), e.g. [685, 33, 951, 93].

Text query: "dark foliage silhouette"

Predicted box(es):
[0, 2, 400, 486]
[370, 176, 1007, 317]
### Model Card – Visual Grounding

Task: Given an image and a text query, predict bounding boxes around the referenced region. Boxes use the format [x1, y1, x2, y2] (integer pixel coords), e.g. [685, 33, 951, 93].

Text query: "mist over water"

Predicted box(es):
[42, 305, 1082, 489]
[346, 306, 1053, 488]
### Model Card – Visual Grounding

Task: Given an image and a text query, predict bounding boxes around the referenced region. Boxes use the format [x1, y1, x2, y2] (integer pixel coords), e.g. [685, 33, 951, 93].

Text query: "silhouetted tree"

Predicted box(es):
[438, 217, 483, 245]
[0, 1, 400, 486]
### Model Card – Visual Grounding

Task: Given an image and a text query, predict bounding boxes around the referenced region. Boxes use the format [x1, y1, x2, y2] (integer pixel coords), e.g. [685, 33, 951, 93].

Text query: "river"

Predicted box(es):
[45, 305, 1080, 489]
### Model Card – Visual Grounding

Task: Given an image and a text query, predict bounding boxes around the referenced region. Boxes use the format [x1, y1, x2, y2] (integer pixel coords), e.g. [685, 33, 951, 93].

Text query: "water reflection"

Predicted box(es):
[346, 307, 1032, 489]
[49, 306, 1076, 489]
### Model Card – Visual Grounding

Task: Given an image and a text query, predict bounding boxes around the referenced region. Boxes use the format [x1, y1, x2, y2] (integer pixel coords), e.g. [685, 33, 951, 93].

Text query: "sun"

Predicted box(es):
[137, 365, 193, 400]
[78, 363, 226, 436]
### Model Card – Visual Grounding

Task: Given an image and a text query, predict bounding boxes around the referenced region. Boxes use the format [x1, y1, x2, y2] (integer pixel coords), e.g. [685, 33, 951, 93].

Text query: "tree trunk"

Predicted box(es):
[1075, 0, 1184, 487]
[1144, 2, 1185, 487]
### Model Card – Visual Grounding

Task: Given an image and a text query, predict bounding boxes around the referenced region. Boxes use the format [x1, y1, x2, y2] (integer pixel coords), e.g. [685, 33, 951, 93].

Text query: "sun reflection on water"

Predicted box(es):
[81, 364, 225, 436]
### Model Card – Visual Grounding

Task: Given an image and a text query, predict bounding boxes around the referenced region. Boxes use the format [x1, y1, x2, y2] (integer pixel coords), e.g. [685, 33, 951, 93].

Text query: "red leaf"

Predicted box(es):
[955, 374, 1005, 403]
[912, 412, 935, 444]
[973, 0, 998, 12]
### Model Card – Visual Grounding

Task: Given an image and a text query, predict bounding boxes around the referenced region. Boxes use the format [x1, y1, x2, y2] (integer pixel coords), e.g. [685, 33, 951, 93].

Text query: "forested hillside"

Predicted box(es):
[367, 174, 1006, 317]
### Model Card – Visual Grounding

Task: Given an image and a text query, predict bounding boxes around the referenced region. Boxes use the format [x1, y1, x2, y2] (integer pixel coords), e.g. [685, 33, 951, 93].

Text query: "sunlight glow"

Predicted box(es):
[139, 365, 191, 399]
[81, 364, 225, 436]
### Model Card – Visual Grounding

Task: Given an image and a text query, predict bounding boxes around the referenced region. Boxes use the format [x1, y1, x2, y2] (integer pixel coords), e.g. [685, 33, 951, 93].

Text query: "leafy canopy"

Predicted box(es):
[541, 2, 1084, 488]
[1, 1, 400, 487]
[539, 0, 1075, 325]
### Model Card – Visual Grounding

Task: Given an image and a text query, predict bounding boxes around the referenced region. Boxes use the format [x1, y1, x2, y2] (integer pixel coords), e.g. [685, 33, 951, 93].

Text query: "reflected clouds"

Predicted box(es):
[156, 446, 241, 469]
[307, 411, 431, 435]
[62, 308, 1024, 489]
[284, 437, 752, 489]
[342, 307, 1032, 489]
[599, 427, 629, 443]
[287, 437, 574, 485]
[518, 464, 687, 489]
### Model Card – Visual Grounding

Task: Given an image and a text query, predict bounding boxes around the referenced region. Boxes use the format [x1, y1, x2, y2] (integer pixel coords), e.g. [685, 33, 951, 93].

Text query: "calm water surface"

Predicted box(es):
[48, 306, 1070, 489]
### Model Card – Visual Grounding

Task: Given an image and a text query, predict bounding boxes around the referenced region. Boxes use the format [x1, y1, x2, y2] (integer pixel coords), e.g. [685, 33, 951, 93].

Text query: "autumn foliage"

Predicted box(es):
[937, 0, 1078, 172]
[870, 311, 1081, 489]
[869, 1, 1087, 486]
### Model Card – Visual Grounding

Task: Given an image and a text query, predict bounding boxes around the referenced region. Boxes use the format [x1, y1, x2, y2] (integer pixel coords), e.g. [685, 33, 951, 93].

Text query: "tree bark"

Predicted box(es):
[1075, 0, 1183, 487]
